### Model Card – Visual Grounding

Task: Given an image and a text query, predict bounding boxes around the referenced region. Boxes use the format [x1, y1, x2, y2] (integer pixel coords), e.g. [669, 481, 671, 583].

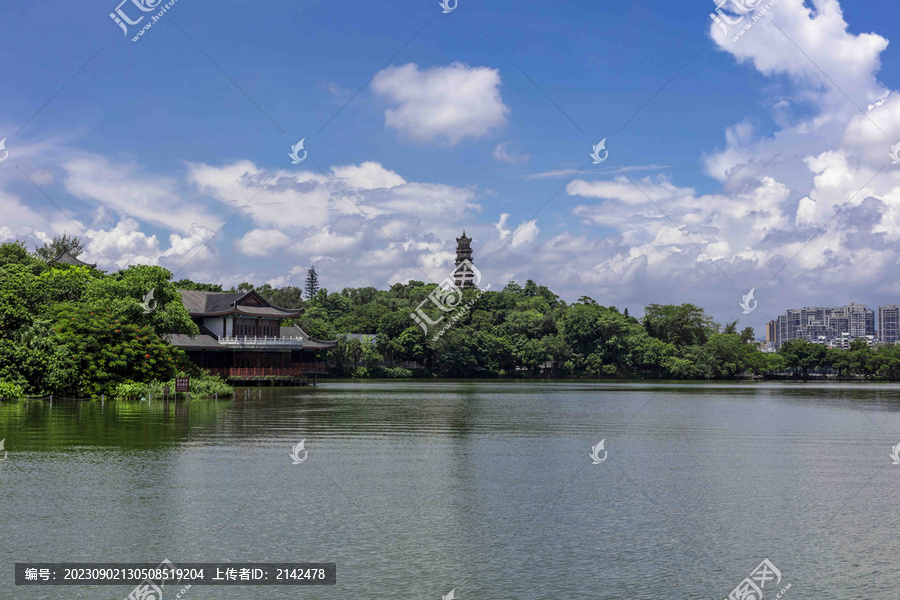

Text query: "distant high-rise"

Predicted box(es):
[775, 303, 875, 347]
[879, 305, 900, 343]
[453, 231, 476, 289]
[766, 320, 777, 343]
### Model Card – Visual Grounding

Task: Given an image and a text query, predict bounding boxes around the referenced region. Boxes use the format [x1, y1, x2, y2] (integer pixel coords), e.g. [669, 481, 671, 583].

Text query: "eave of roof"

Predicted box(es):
[164, 333, 224, 349]
[176, 289, 302, 317]
[280, 325, 337, 349]
[49, 250, 97, 268]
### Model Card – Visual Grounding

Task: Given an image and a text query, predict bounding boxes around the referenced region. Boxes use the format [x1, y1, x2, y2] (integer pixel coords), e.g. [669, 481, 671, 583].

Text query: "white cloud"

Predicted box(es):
[330, 161, 406, 190]
[78, 218, 217, 272]
[568, 176, 695, 206]
[64, 155, 220, 234]
[710, 0, 888, 102]
[371, 62, 509, 144]
[234, 228, 292, 257]
[493, 141, 529, 164]
[509, 220, 539, 248]
[320, 81, 350, 97]
[188, 161, 333, 229]
[495, 213, 511, 239]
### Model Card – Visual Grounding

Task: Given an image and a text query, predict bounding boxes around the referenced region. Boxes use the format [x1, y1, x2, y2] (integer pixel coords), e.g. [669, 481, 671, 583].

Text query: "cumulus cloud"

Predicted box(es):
[371, 62, 509, 144]
[330, 161, 406, 190]
[533, 0, 900, 327]
[509, 220, 539, 248]
[78, 218, 218, 272]
[234, 228, 292, 257]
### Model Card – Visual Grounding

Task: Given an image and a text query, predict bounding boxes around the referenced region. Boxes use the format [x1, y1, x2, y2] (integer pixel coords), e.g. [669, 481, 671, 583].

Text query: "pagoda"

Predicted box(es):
[453, 231, 476, 289]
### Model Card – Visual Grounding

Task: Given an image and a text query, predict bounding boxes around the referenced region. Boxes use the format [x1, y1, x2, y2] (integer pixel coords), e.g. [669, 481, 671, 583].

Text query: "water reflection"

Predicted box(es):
[2, 382, 900, 600]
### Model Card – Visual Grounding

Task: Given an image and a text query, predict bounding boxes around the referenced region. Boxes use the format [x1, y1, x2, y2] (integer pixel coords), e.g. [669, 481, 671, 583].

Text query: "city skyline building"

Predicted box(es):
[879, 305, 900, 344]
[775, 303, 877, 348]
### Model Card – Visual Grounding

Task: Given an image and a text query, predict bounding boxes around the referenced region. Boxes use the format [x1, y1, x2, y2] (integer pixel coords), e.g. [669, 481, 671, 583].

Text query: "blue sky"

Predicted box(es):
[3, 0, 900, 332]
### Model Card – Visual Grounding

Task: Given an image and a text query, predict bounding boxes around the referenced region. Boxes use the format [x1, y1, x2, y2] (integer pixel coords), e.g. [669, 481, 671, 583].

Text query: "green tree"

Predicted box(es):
[52, 303, 186, 396]
[172, 279, 223, 292]
[305, 266, 320, 299]
[0, 241, 45, 274]
[642, 304, 718, 347]
[35, 233, 85, 262]
[82, 265, 197, 336]
[432, 329, 477, 377]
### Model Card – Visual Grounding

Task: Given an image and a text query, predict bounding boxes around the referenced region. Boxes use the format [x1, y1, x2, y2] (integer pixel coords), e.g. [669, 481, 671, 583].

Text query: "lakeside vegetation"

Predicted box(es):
[281, 279, 900, 380]
[0, 239, 229, 399]
[3, 237, 900, 399]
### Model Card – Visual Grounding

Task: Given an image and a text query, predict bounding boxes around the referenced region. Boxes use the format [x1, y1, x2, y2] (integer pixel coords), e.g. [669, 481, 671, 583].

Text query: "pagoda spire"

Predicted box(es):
[454, 231, 475, 289]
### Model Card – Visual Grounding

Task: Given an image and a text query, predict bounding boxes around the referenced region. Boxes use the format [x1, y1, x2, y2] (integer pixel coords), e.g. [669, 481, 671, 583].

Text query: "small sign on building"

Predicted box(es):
[175, 377, 190, 393]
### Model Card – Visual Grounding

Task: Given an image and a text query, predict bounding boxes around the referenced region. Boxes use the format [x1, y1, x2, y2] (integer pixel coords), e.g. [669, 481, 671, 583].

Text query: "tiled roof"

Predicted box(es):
[281, 325, 337, 349]
[49, 250, 96, 268]
[164, 333, 223, 349]
[176, 289, 301, 317]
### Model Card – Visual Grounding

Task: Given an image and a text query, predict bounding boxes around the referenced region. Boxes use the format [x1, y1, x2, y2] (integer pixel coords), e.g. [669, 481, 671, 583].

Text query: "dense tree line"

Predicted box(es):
[271, 278, 900, 380]
[4, 237, 900, 398]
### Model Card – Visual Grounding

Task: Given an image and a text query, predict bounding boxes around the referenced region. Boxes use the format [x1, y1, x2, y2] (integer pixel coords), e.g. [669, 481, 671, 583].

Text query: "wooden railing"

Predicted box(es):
[206, 364, 326, 378]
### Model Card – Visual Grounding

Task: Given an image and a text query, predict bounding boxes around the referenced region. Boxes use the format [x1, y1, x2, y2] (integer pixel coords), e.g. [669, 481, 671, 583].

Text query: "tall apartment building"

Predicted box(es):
[775, 303, 875, 347]
[766, 320, 777, 343]
[879, 305, 900, 343]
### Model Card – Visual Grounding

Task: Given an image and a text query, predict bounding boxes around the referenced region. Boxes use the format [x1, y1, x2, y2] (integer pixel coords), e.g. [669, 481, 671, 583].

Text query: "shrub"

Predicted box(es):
[383, 367, 413, 378]
[147, 370, 233, 398]
[0, 380, 26, 399]
[113, 380, 149, 400]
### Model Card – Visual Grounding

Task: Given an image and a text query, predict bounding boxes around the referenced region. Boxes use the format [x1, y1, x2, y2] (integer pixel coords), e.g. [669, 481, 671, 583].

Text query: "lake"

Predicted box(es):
[2, 381, 899, 599]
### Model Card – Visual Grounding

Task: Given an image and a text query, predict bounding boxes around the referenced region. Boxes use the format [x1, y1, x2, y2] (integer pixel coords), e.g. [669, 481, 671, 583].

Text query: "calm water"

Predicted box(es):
[3, 381, 900, 599]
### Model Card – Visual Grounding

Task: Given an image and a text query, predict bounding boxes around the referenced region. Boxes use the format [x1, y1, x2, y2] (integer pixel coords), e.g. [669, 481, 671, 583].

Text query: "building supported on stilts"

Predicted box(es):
[166, 289, 335, 385]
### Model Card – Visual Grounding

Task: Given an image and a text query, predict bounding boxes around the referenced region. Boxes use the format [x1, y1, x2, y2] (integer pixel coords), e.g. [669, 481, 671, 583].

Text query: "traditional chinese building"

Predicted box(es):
[166, 289, 335, 385]
[454, 231, 476, 289]
[48, 250, 97, 268]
